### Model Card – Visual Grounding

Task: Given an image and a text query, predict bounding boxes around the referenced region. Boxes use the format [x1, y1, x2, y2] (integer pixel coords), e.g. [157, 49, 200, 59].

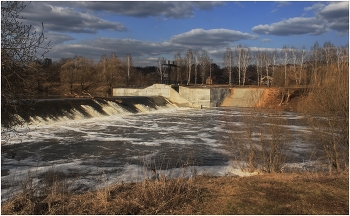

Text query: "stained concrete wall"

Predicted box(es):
[169, 87, 193, 107]
[210, 88, 231, 107]
[178, 86, 211, 108]
[177, 86, 231, 108]
[220, 88, 266, 107]
[113, 84, 193, 107]
[113, 84, 171, 98]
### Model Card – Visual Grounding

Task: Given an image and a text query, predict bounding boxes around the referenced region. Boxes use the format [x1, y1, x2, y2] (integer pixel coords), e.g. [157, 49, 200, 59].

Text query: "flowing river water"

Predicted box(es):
[1, 98, 323, 201]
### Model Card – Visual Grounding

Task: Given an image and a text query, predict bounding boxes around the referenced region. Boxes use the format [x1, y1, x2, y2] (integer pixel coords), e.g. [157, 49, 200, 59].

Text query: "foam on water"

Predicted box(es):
[1, 106, 320, 201]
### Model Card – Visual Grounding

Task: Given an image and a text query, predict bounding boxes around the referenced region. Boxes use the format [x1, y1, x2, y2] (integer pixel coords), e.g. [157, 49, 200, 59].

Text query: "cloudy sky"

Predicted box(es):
[22, 1, 349, 66]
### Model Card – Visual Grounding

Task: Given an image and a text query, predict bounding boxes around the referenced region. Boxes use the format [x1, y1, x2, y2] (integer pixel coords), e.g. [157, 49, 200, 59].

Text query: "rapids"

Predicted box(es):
[1, 97, 322, 201]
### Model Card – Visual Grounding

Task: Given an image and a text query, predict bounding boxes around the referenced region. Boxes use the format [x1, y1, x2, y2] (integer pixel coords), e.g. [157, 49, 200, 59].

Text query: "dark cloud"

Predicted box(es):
[318, 2, 348, 20]
[46, 37, 187, 65]
[318, 1, 349, 33]
[58, 1, 225, 19]
[46, 28, 258, 66]
[22, 2, 126, 33]
[171, 29, 258, 46]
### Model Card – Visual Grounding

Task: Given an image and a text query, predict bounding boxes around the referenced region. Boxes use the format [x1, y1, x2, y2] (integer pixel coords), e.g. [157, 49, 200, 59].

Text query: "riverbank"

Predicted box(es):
[2, 171, 348, 214]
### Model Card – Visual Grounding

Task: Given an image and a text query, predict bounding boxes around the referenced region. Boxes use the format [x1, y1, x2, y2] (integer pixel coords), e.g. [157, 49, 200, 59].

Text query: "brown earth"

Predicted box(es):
[2, 172, 348, 215]
[256, 87, 304, 112]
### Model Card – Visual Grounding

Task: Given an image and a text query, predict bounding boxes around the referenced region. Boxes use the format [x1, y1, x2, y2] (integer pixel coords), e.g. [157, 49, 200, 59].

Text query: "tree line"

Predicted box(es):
[27, 41, 348, 97]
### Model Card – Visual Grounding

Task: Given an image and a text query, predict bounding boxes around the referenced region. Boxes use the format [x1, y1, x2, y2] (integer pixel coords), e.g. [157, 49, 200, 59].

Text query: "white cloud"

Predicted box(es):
[260, 38, 271, 43]
[254, 2, 348, 36]
[252, 17, 327, 36]
[304, 3, 325, 12]
[171, 29, 258, 47]
[277, 1, 291, 8]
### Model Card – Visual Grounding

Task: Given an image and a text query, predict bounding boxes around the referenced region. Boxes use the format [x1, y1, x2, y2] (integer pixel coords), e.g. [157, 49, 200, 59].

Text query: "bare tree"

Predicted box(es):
[157, 57, 166, 84]
[241, 47, 251, 86]
[305, 49, 349, 172]
[186, 49, 193, 85]
[60, 56, 94, 95]
[75, 57, 94, 94]
[60, 58, 76, 95]
[282, 46, 289, 87]
[311, 41, 320, 86]
[279, 46, 292, 105]
[336, 45, 349, 74]
[235, 44, 243, 85]
[290, 46, 298, 85]
[323, 41, 336, 68]
[224, 47, 234, 85]
[262, 51, 271, 78]
[194, 50, 199, 85]
[254, 50, 263, 86]
[1, 1, 50, 129]
[299, 47, 306, 85]
[336, 46, 343, 74]
[261, 51, 272, 86]
[174, 52, 183, 84]
[272, 50, 278, 78]
[209, 58, 213, 80]
[125, 54, 132, 86]
[97, 53, 123, 96]
[200, 50, 210, 84]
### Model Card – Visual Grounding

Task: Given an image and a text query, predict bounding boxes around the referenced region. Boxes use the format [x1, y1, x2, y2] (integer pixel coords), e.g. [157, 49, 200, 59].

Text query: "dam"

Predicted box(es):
[112, 84, 276, 108]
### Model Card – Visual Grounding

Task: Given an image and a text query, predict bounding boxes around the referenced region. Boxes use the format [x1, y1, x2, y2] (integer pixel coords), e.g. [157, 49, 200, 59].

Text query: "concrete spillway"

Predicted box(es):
[12, 96, 176, 124]
[221, 88, 266, 107]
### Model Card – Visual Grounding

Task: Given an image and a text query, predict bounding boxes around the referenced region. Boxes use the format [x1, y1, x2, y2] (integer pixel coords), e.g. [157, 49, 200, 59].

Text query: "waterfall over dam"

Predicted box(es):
[14, 96, 176, 124]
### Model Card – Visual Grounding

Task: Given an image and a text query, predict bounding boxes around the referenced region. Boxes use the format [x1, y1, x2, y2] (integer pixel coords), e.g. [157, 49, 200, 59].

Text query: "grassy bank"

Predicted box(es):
[2, 172, 348, 215]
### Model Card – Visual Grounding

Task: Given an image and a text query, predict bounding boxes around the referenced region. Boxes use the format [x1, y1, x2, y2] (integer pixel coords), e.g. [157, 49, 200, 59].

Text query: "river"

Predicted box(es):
[1, 103, 322, 201]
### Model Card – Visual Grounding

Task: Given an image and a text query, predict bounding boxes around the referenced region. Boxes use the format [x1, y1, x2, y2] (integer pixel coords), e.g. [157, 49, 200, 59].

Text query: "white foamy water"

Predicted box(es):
[1, 106, 320, 201]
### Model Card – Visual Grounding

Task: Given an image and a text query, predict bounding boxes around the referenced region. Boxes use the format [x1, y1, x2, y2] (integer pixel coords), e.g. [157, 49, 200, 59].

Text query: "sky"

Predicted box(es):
[20, 1, 349, 67]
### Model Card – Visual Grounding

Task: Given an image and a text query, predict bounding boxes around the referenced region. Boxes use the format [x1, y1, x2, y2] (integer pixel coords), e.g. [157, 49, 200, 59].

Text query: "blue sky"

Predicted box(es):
[22, 1, 349, 66]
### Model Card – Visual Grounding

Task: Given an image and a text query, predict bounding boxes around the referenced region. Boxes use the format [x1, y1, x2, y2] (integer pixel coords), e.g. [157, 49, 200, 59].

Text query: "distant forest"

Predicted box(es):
[18, 41, 348, 98]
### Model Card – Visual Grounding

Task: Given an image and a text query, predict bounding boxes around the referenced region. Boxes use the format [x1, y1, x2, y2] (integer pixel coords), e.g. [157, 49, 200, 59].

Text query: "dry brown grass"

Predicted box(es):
[1, 174, 202, 215]
[195, 172, 348, 215]
[2, 171, 348, 215]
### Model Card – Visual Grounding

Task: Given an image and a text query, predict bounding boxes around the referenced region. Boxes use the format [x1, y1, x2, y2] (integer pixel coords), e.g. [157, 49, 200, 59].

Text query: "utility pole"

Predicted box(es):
[161, 60, 177, 84]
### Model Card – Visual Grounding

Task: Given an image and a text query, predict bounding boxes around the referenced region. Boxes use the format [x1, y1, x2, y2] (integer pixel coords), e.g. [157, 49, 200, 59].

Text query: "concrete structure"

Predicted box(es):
[113, 84, 231, 108]
[113, 84, 268, 108]
[113, 84, 194, 107]
[221, 88, 266, 107]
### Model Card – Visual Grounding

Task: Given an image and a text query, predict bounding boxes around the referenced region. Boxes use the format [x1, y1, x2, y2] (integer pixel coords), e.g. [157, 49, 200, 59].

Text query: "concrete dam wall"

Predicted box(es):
[221, 88, 266, 107]
[15, 96, 176, 124]
[113, 84, 275, 108]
